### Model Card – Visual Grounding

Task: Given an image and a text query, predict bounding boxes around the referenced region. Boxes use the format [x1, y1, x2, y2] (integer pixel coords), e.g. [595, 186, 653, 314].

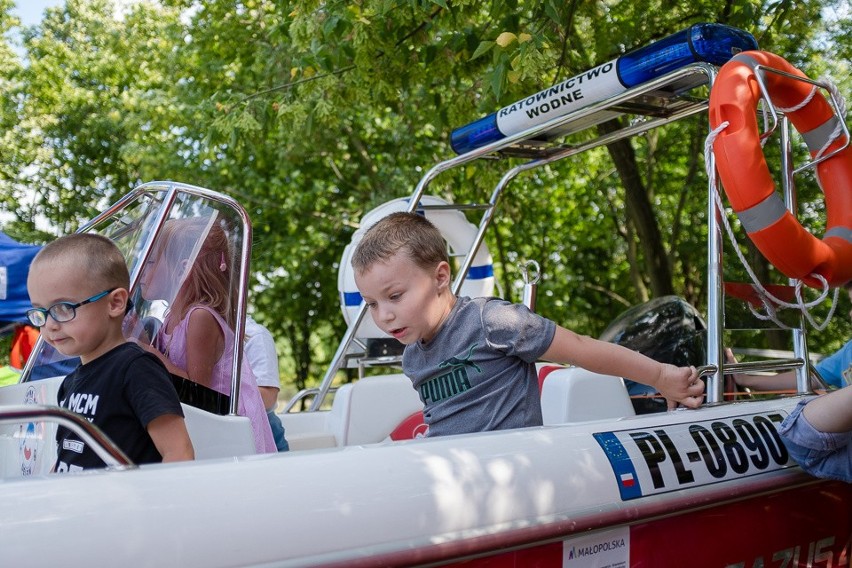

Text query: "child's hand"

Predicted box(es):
[658, 364, 704, 410]
[131, 337, 187, 379]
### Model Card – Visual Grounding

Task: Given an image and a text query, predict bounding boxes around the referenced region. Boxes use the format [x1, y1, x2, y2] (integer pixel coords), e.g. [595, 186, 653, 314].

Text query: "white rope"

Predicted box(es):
[813, 74, 848, 160]
[703, 122, 839, 331]
[775, 84, 818, 113]
[758, 100, 770, 148]
[761, 74, 848, 161]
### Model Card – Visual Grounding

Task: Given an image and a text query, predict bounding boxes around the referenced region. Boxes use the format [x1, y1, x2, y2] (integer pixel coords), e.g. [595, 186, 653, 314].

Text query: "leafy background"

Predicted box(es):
[1, 0, 850, 399]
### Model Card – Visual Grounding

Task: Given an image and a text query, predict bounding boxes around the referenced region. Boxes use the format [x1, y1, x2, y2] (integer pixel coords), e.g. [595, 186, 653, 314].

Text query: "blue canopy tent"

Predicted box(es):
[0, 231, 42, 331]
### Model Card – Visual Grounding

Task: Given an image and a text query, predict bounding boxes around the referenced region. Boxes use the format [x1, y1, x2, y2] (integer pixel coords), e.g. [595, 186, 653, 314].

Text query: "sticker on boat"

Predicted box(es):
[594, 411, 793, 500]
[563, 526, 629, 568]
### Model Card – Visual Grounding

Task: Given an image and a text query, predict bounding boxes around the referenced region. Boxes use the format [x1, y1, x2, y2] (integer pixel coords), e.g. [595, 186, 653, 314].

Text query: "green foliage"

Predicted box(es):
[1, 0, 850, 389]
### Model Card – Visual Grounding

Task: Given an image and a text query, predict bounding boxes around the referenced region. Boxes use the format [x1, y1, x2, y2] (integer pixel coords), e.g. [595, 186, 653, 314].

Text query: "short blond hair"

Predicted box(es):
[32, 233, 129, 291]
[351, 212, 448, 275]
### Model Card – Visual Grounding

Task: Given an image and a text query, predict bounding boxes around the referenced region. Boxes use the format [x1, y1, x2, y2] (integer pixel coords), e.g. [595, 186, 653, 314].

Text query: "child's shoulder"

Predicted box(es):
[185, 304, 226, 326]
[450, 296, 519, 331]
[476, 296, 553, 330]
[460, 295, 511, 311]
[469, 296, 525, 318]
[71, 343, 151, 382]
[88, 341, 136, 361]
[98, 342, 152, 367]
[109, 343, 172, 380]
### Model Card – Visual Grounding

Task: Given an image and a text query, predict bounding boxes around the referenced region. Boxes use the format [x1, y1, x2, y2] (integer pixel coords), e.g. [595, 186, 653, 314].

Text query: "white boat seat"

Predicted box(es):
[278, 409, 338, 451]
[282, 374, 424, 450]
[181, 404, 257, 459]
[540, 366, 635, 424]
[327, 374, 423, 446]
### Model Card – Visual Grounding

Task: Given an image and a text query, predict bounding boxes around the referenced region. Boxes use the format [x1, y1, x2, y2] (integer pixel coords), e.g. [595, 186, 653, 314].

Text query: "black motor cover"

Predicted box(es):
[599, 295, 706, 413]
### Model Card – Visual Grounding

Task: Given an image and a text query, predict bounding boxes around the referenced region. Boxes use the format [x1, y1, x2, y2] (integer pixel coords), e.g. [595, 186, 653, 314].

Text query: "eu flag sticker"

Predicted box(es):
[594, 432, 643, 500]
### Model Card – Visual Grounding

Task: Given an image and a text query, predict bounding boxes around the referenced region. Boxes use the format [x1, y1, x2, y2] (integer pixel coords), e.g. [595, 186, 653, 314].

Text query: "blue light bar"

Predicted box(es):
[450, 23, 758, 155]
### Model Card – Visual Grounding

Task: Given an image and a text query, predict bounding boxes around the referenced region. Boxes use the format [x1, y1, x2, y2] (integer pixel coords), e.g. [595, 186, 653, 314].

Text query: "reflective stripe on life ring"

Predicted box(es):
[338, 195, 495, 339]
[709, 50, 852, 288]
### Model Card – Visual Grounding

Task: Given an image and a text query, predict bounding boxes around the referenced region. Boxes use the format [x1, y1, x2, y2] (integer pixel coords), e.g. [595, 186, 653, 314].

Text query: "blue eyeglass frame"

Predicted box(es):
[26, 288, 117, 328]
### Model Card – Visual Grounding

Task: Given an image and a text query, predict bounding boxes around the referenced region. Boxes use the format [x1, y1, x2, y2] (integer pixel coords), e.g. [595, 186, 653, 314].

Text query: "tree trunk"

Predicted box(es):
[598, 119, 675, 296]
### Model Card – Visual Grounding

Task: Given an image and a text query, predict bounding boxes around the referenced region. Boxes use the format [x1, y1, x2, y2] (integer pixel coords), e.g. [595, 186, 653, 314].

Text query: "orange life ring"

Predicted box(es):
[709, 50, 852, 288]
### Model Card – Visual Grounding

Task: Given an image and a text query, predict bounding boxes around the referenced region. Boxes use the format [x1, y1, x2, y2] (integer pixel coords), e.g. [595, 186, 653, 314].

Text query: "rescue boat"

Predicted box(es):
[1, 24, 849, 568]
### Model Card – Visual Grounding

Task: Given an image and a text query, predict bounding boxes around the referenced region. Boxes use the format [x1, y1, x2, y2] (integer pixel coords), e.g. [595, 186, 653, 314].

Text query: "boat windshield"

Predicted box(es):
[24, 187, 249, 385]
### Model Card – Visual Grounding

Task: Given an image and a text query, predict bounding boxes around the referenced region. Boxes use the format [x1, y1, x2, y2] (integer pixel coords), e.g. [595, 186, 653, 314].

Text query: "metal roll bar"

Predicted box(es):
[0, 405, 134, 469]
[313, 63, 719, 410]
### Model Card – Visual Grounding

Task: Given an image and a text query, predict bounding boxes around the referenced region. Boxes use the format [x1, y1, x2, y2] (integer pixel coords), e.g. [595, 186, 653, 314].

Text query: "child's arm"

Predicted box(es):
[183, 309, 225, 388]
[132, 339, 190, 380]
[725, 348, 797, 391]
[733, 370, 797, 391]
[147, 414, 195, 462]
[541, 326, 704, 409]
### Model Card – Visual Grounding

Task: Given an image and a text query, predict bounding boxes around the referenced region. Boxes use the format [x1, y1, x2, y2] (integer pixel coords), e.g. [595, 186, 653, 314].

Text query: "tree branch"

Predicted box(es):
[229, 4, 446, 110]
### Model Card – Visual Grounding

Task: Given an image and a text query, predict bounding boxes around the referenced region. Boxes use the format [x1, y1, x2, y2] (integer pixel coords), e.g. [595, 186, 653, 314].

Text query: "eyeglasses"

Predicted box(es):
[26, 288, 116, 328]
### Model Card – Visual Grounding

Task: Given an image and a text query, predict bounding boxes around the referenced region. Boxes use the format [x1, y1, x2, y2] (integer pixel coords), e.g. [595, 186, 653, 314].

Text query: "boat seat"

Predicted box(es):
[537, 364, 565, 391]
[181, 404, 257, 459]
[286, 367, 634, 447]
[327, 374, 423, 446]
[278, 409, 338, 451]
[281, 374, 424, 450]
[540, 366, 635, 424]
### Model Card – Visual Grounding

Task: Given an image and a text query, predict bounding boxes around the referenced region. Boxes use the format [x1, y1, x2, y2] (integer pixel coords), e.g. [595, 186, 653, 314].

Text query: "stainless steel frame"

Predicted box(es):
[19, 59, 845, 419]
[0, 405, 134, 468]
[315, 58, 846, 409]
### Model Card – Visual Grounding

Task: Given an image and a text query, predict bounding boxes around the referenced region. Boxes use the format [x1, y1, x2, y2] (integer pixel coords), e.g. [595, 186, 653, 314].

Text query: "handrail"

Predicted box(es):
[697, 358, 830, 392]
[779, 117, 812, 394]
[283, 387, 339, 413]
[0, 405, 135, 469]
[697, 358, 804, 377]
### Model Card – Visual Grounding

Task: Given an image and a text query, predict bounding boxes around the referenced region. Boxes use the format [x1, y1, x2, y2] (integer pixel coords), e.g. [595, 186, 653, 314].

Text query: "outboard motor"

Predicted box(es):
[599, 295, 706, 414]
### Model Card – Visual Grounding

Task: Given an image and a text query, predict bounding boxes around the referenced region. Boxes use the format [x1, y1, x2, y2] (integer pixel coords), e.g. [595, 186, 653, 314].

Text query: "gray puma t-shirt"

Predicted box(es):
[403, 296, 556, 437]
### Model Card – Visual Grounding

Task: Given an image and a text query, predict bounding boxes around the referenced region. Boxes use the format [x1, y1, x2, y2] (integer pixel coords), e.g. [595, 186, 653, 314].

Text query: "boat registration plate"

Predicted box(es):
[594, 411, 792, 500]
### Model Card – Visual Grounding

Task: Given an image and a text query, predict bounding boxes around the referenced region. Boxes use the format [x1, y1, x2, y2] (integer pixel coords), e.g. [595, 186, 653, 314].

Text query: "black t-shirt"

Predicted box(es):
[55, 343, 184, 472]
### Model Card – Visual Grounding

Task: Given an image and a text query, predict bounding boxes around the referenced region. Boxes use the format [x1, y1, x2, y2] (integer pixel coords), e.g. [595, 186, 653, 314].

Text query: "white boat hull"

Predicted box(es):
[3, 394, 849, 567]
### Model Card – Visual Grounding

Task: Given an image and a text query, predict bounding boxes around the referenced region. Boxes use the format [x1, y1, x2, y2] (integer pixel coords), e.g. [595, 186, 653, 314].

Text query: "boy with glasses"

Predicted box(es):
[27, 233, 194, 471]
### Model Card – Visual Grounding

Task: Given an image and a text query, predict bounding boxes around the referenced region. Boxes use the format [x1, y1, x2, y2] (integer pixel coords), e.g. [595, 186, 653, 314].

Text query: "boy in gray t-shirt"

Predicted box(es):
[352, 212, 703, 437]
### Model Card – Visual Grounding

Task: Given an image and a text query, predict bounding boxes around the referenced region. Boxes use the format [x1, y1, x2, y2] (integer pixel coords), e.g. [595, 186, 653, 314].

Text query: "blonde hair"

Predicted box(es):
[351, 212, 448, 275]
[158, 217, 237, 327]
[33, 233, 129, 291]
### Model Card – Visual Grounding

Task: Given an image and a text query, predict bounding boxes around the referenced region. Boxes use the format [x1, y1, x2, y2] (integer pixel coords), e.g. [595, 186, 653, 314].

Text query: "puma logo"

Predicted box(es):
[438, 344, 481, 373]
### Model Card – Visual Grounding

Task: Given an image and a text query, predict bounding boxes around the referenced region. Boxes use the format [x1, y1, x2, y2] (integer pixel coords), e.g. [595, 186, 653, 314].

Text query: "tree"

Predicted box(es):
[1, 0, 849, 385]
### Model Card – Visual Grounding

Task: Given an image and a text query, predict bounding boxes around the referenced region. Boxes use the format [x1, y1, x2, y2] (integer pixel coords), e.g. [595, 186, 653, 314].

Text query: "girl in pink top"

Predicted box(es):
[142, 216, 275, 454]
